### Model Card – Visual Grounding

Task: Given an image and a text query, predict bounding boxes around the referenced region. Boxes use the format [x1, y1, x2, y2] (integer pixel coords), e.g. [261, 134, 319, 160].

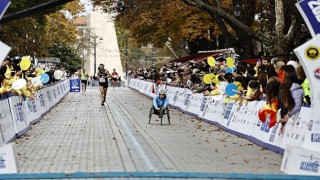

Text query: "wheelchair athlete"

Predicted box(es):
[153, 89, 169, 117]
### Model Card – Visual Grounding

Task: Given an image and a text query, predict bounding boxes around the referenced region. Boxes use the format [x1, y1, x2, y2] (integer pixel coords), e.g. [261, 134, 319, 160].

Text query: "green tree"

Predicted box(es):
[0, 0, 84, 57]
[48, 44, 83, 73]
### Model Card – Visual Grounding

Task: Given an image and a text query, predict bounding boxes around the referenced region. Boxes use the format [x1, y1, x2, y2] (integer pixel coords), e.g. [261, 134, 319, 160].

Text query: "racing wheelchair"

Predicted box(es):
[148, 106, 170, 125]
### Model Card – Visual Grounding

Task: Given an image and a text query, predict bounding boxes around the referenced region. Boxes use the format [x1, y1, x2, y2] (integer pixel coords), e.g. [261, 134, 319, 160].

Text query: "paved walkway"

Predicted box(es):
[14, 86, 284, 177]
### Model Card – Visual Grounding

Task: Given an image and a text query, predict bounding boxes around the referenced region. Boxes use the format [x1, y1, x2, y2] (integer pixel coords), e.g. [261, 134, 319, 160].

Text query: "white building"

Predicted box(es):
[88, 11, 123, 78]
[73, 11, 123, 78]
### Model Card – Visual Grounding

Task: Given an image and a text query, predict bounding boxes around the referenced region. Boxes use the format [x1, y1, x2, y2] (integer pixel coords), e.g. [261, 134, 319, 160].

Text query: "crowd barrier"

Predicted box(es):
[0, 79, 70, 145]
[128, 78, 320, 175]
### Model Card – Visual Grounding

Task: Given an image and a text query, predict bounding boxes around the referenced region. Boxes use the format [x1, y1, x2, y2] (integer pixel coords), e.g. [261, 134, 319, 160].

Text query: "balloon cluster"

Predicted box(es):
[203, 56, 238, 96]
[9, 56, 51, 99]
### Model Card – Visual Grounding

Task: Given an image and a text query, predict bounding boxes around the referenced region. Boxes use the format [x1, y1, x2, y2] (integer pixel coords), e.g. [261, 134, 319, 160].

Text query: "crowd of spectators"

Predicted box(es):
[0, 56, 67, 100]
[129, 54, 310, 133]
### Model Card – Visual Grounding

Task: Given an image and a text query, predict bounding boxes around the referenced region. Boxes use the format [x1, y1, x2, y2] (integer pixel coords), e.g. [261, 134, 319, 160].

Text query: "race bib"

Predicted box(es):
[99, 78, 106, 83]
[113, 75, 117, 78]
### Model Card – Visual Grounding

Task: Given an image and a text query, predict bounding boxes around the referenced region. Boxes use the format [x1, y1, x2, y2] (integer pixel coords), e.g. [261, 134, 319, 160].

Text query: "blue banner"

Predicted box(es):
[296, 0, 320, 37]
[69, 79, 81, 92]
[0, 0, 10, 20]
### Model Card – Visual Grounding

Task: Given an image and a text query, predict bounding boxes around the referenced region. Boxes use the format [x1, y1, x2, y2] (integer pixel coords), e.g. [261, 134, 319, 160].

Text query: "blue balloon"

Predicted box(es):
[40, 73, 50, 84]
[225, 83, 238, 96]
[225, 68, 233, 73]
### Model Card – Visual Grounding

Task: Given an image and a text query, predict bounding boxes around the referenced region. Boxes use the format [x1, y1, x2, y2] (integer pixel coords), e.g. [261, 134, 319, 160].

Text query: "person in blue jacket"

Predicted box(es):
[153, 89, 169, 117]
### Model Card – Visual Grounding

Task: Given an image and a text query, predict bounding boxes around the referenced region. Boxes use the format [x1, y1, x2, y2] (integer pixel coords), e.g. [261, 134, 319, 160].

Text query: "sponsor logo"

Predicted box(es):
[315, 67, 320, 79]
[300, 160, 319, 173]
[0, 156, 6, 169]
[307, 1, 320, 23]
[304, 46, 320, 60]
[311, 133, 320, 142]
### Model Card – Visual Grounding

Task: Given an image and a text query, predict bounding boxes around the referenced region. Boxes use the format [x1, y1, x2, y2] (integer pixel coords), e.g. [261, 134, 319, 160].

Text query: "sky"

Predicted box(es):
[80, 0, 93, 14]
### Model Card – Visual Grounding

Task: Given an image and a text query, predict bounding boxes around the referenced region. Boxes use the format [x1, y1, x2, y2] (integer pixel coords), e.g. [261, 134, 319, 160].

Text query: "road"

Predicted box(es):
[13, 86, 284, 178]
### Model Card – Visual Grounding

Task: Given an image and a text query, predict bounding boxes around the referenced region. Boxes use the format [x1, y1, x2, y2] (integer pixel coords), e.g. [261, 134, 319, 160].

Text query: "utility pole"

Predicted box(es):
[125, 33, 128, 78]
[93, 36, 97, 78]
[152, 44, 154, 67]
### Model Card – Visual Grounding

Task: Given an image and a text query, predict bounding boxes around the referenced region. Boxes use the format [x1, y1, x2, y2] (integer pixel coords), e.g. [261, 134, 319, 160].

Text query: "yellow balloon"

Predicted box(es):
[212, 75, 220, 84]
[207, 56, 216, 67]
[35, 68, 44, 77]
[226, 57, 234, 68]
[203, 73, 215, 84]
[20, 56, 31, 70]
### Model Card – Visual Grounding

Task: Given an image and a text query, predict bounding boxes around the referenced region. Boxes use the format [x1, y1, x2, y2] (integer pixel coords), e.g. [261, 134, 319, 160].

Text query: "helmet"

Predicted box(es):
[158, 89, 166, 95]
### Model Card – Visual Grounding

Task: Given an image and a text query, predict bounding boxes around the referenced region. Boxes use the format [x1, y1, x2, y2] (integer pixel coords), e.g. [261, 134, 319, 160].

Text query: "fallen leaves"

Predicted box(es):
[195, 124, 202, 129]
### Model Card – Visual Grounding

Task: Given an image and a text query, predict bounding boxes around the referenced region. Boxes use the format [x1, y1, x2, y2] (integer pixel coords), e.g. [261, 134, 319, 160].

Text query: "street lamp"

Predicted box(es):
[233, 5, 241, 17]
[125, 33, 128, 78]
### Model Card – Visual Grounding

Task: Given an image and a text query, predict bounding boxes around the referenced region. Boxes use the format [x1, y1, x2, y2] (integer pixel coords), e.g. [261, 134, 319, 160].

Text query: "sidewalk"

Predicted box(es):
[14, 86, 284, 176]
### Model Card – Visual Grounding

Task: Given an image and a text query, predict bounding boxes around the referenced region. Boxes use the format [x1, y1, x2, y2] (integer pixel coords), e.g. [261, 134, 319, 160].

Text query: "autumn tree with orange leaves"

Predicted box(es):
[92, 0, 307, 60]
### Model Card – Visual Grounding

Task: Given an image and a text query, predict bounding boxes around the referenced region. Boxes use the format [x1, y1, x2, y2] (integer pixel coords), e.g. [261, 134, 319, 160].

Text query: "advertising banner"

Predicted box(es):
[296, 0, 320, 37]
[36, 89, 48, 115]
[0, 99, 15, 145]
[0, 41, 11, 65]
[69, 78, 81, 92]
[0, 143, 19, 174]
[8, 96, 29, 137]
[24, 98, 39, 125]
[294, 35, 320, 151]
[0, 0, 10, 20]
[186, 93, 202, 115]
[174, 88, 189, 108]
[282, 145, 320, 175]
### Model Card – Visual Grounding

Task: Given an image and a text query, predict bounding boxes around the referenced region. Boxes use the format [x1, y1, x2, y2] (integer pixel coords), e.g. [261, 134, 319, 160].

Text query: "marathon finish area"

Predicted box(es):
[9, 86, 287, 179]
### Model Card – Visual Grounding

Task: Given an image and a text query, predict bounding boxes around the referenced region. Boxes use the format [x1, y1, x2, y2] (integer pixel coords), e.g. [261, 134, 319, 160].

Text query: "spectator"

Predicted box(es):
[273, 60, 286, 82]
[278, 81, 304, 134]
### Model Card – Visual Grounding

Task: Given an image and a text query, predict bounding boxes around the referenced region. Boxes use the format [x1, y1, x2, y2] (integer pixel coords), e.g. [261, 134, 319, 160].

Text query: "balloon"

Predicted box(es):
[35, 68, 42, 76]
[40, 73, 50, 84]
[212, 75, 220, 84]
[225, 68, 233, 73]
[225, 83, 238, 96]
[12, 79, 27, 90]
[20, 56, 31, 70]
[203, 73, 215, 84]
[207, 56, 216, 67]
[226, 57, 234, 68]
[31, 76, 42, 86]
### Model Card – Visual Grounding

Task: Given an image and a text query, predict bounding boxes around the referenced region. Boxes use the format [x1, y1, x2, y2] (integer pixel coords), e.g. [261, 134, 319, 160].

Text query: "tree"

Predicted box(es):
[92, 0, 306, 60]
[180, 0, 303, 60]
[48, 43, 83, 73]
[0, 0, 84, 57]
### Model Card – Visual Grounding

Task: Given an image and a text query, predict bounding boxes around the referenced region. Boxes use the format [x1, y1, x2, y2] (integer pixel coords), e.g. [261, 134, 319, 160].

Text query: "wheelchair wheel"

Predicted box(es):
[167, 107, 170, 125]
[148, 107, 153, 124]
[159, 109, 164, 125]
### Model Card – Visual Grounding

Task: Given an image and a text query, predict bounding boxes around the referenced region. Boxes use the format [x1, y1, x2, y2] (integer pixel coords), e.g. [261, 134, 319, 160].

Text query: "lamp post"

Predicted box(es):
[93, 36, 97, 78]
[125, 33, 128, 78]
[233, 4, 241, 53]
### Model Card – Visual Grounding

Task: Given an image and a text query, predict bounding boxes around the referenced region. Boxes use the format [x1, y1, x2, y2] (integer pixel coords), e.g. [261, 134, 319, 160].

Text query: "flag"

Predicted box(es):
[151, 83, 155, 94]
[258, 99, 278, 128]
